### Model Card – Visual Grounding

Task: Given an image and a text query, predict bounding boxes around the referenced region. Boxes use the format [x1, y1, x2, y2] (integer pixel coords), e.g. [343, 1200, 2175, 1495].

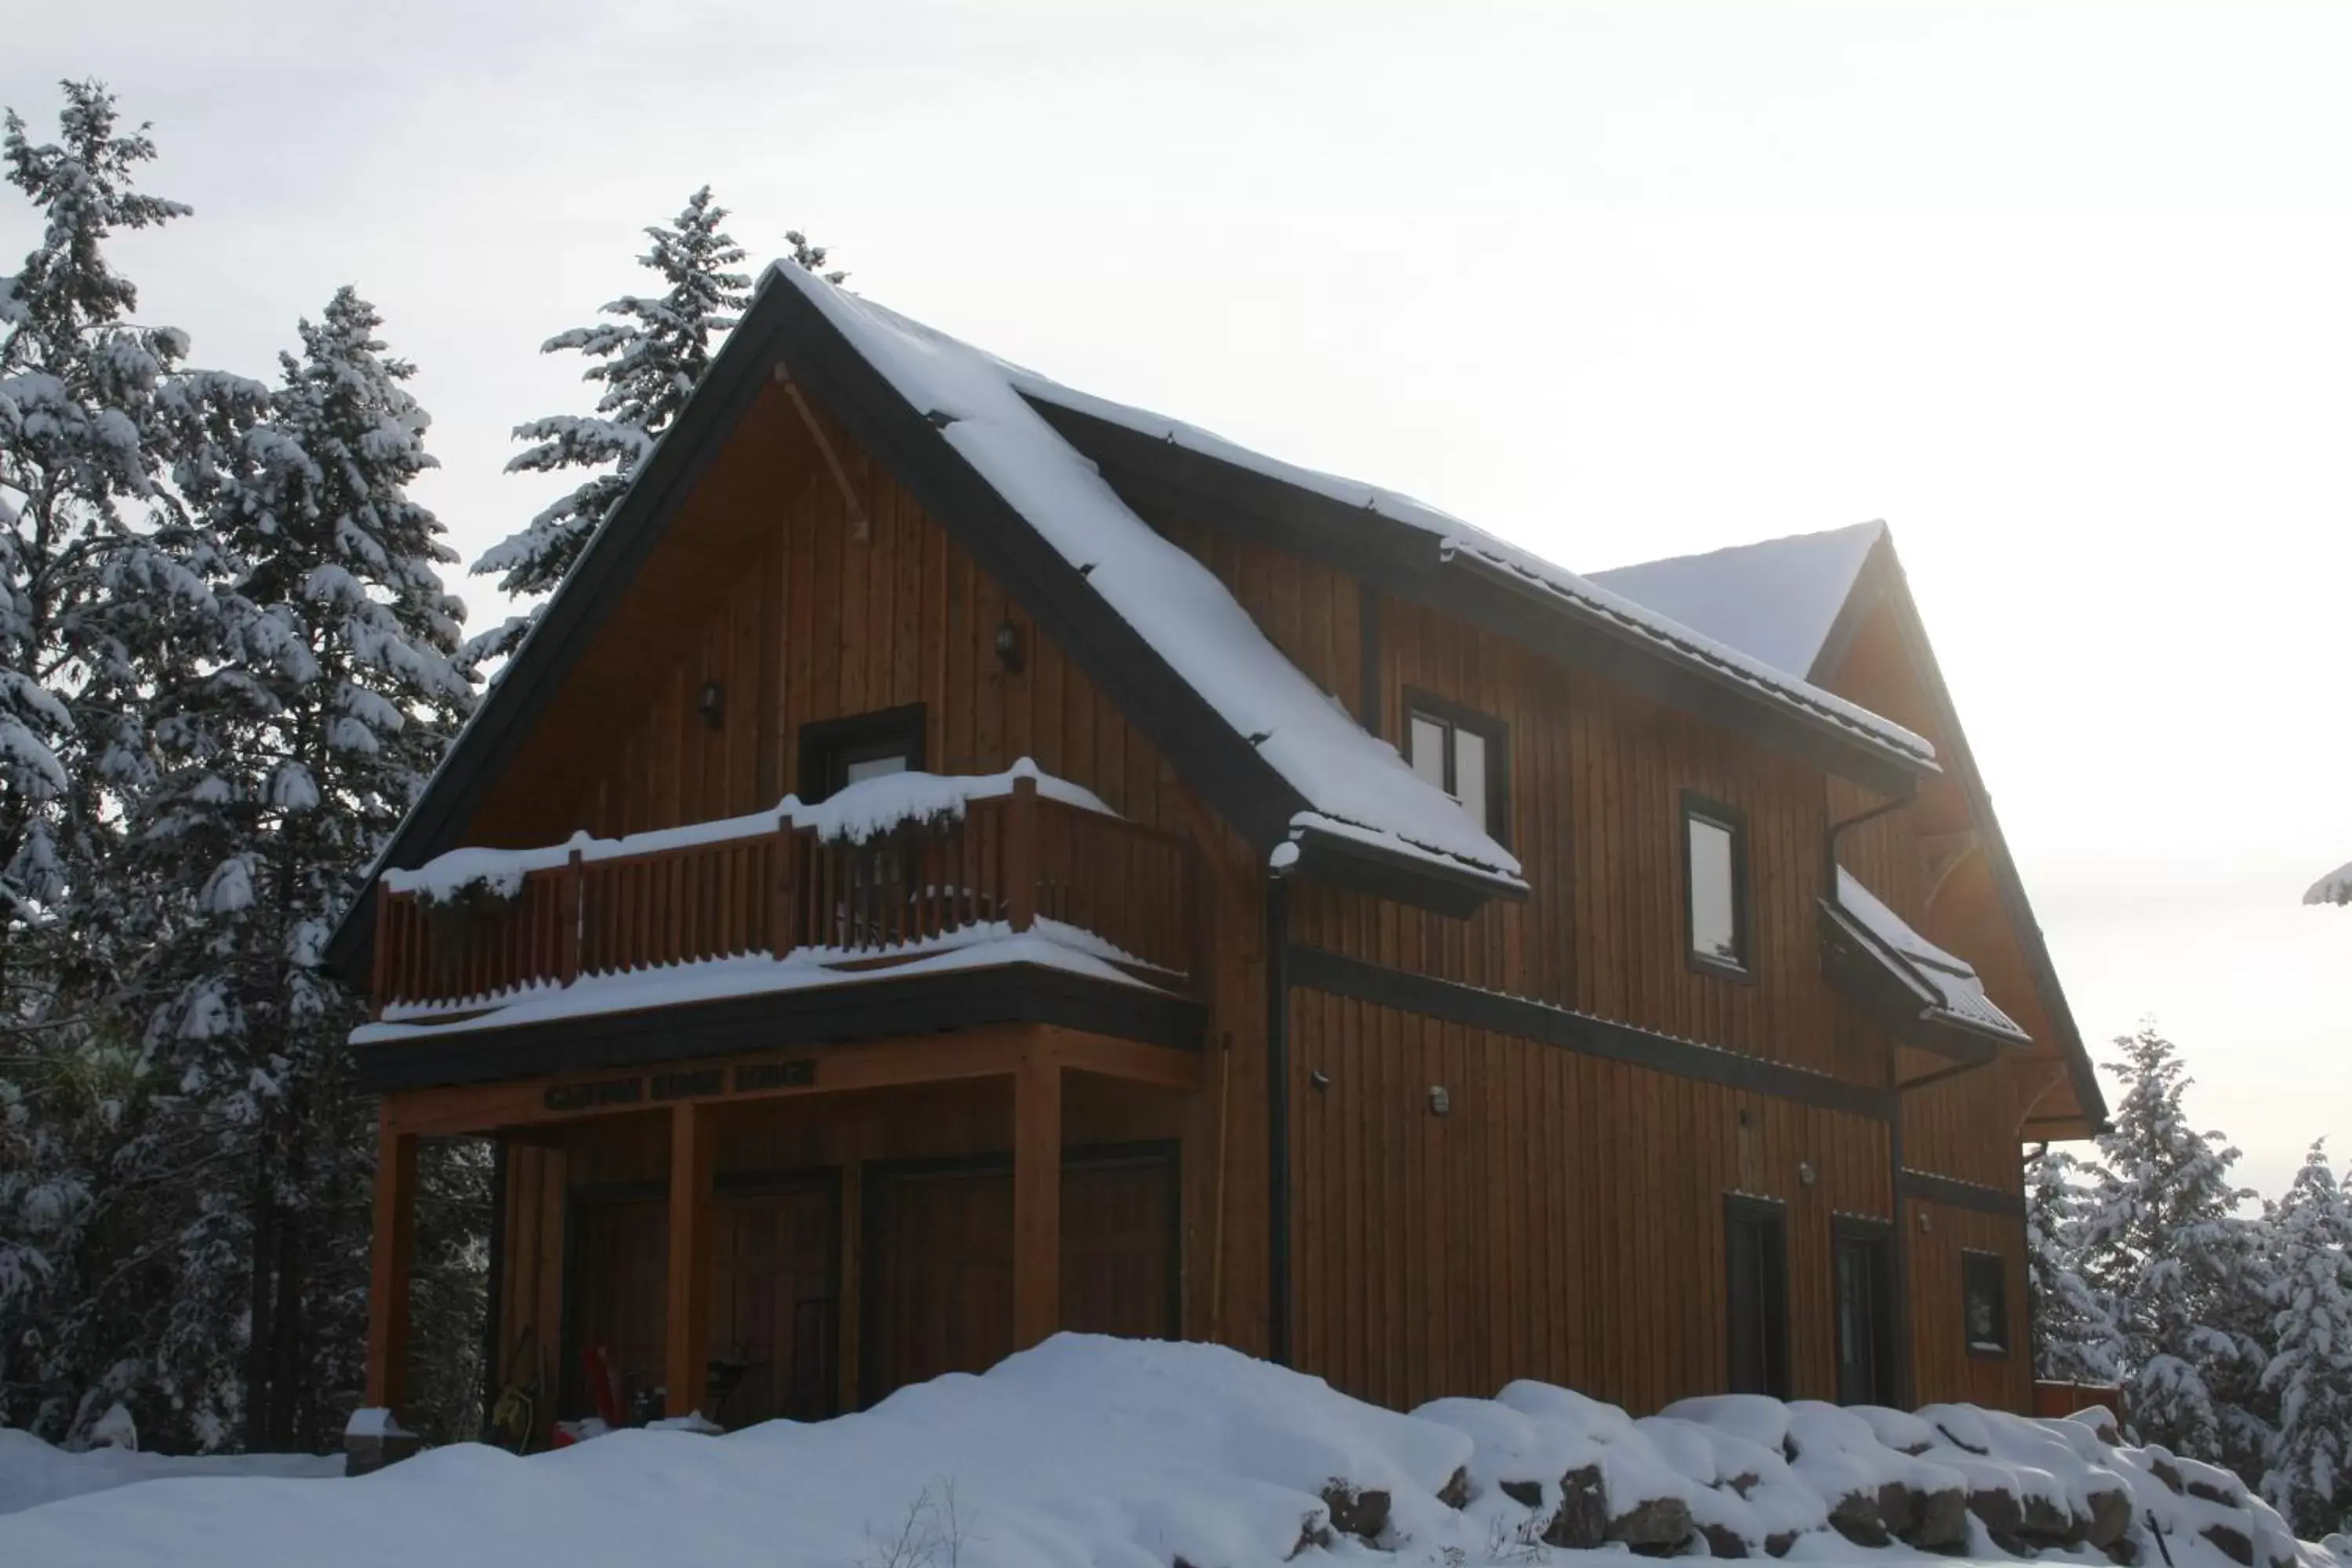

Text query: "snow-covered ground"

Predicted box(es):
[0, 1337, 2338, 1568]
[0, 1428, 341, 1516]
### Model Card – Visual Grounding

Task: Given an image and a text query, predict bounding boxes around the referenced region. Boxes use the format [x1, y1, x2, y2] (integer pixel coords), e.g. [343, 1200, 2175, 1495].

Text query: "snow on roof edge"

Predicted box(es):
[1001, 364, 1933, 767]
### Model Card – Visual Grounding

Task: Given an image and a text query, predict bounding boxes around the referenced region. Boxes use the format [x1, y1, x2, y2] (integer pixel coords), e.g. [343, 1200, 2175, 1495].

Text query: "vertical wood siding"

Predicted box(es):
[467, 379, 2046, 1418]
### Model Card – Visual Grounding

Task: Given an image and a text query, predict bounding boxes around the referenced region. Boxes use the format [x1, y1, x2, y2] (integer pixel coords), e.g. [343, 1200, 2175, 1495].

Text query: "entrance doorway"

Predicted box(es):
[1832, 1218, 1897, 1406]
[564, 1173, 840, 1428]
[861, 1144, 1179, 1404]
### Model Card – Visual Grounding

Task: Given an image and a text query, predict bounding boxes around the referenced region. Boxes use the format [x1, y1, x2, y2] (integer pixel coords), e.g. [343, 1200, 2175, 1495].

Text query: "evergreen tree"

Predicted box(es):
[463, 187, 756, 666]
[137, 285, 475, 1449]
[2263, 1142, 2352, 1539]
[0, 79, 265, 1447]
[2078, 1028, 2275, 1478]
[2027, 1145, 2121, 1383]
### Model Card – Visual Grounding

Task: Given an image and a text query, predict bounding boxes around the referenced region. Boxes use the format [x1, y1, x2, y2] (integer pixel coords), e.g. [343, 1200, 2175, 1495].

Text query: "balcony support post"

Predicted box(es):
[1011, 1040, 1062, 1349]
[364, 1105, 418, 1411]
[664, 1100, 716, 1419]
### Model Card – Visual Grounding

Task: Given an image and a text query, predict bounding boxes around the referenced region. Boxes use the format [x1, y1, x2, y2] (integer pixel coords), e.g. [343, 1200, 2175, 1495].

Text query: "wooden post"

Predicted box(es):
[1011, 1044, 1062, 1349]
[560, 847, 583, 986]
[664, 1101, 716, 1418]
[364, 1107, 419, 1410]
[1005, 773, 1040, 933]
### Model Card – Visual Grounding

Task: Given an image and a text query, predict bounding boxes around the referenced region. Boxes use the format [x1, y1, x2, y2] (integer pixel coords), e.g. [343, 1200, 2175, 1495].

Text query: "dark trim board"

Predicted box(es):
[352, 962, 1207, 1093]
[1286, 946, 1894, 1122]
[1896, 1167, 2027, 1220]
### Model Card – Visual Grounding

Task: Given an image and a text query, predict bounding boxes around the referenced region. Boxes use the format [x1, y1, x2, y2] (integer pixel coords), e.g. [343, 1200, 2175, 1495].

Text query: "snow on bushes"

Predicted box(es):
[2, 1336, 2343, 1568]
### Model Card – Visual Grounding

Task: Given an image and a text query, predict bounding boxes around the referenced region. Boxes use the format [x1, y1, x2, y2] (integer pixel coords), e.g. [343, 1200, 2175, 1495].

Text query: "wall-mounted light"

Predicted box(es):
[1309, 1069, 1331, 1091]
[1428, 1085, 1451, 1116]
[699, 679, 724, 731]
[1798, 1160, 1818, 1187]
[994, 619, 1025, 674]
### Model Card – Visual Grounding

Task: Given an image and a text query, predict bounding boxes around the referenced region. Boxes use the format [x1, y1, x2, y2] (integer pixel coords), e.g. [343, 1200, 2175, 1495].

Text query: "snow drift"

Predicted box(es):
[0, 1336, 2339, 1568]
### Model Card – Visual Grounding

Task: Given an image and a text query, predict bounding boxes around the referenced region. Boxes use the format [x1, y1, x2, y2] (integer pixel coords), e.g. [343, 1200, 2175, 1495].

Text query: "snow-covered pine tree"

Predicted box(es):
[2263, 1142, 2352, 1539]
[137, 285, 477, 1449]
[0, 79, 268, 1446]
[2026, 1145, 2120, 1384]
[462, 187, 757, 667]
[2077, 1028, 2275, 1481]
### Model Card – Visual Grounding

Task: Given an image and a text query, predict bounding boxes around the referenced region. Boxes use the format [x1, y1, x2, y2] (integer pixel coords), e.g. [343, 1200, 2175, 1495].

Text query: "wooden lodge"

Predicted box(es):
[329, 265, 2106, 1444]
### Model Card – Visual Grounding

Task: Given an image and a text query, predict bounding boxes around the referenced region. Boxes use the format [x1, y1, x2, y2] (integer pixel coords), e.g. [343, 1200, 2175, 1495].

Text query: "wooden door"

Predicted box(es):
[1061, 1150, 1178, 1338]
[862, 1147, 1178, 1405]
[1832, 1221, 1896, 1406]
[565, 1195, 669, 1420]
[710, 1175, 840, 1425]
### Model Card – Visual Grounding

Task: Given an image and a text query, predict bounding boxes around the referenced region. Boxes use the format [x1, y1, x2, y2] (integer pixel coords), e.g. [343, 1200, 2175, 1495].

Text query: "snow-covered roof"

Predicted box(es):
[1002, 371, 1933, 768]
[1828, 867, 2031, 1048]
[2302, 858, 2352, 906]
[772, 267, 1526, 891]
[1587, 521, 1887, 683]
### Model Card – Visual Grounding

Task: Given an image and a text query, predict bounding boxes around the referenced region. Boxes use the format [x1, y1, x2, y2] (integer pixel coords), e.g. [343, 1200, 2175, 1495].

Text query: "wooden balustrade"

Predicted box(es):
[372, 777, 1196, 1016]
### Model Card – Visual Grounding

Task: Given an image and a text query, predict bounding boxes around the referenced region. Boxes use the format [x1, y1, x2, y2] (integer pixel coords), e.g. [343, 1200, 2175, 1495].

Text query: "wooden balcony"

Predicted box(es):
[370, 771, 1196, 1021]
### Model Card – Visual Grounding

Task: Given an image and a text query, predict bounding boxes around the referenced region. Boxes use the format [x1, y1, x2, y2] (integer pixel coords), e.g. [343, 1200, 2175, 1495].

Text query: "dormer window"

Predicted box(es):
[1403, 692, 1508, 844]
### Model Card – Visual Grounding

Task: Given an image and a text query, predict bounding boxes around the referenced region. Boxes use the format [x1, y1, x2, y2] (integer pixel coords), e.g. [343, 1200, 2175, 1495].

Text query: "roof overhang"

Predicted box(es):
[1817, 896, 2028, 1064]
[1027, 397, 1935, 800]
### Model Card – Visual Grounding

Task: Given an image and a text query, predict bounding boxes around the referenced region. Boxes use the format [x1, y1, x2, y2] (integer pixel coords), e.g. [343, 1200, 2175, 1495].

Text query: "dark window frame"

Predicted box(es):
[1681, 790, 1754, 982]
[1831, 1215, 1897, 1406]
[797, 703, 927, 803]
[1401, 687, 1512, 848]
[1961, 1247, 2013, 1359]
[1724, 1192, 1791, 1398]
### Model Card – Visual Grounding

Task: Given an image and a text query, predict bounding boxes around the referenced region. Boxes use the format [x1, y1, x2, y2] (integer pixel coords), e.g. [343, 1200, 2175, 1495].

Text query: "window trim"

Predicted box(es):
[1401, 688, 1511, 848]
[1960, 1247, 2013, 1359]
[1681, 790, 1753, 982]
[797, 703, 927, 803]
[1830, 1215, 1897, 1406]
[1723, 1192, 1791, 1399]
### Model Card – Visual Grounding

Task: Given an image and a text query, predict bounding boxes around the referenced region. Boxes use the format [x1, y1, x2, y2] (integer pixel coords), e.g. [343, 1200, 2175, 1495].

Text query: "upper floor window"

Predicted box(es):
[1683, 793, 1750, 975]
[799, 704, 926, 802]
[1403, 691, 1508, 844]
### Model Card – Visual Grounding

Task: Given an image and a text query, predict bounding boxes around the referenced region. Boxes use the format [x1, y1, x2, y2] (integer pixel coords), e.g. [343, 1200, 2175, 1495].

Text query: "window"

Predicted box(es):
[797, 705, 926, 802]
[1962, 1250, 2011, 1356]
[1403, 691, 1508, 843]
[1833, 1219, 1896, 1406]
[1724, 1196, 1790, 1398]
[1682, 794, 1750, 975]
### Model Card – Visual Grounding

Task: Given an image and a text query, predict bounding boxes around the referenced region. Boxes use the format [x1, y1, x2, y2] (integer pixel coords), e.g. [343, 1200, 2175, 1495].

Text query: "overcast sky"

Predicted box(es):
[8, 0, 2344, 1196]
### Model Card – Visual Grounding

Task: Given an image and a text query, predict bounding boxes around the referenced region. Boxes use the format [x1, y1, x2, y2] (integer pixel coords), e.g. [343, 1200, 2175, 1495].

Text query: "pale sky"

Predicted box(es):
[8, 0, 2345, 1196]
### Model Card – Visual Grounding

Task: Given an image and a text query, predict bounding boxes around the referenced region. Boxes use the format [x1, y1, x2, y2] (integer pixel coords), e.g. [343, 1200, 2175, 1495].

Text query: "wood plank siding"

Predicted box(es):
[446, 372, 2047, 1427]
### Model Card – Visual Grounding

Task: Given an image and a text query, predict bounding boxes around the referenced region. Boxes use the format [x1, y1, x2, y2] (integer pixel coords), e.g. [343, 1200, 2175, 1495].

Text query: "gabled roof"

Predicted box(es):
[1588, 521, 1887, 684]
[1597, 524, 2109, 1134]
[332, 267, 1958, 979]
[1824, 868, 2033, 1051]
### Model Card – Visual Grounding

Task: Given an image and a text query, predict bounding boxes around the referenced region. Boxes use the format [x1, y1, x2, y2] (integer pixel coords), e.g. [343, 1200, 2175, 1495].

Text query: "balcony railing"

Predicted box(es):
[371, 768, 1196, 1019]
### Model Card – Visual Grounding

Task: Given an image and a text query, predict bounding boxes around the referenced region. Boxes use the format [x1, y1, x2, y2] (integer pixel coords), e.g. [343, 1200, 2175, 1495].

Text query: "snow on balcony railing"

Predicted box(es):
[370, 760, 1193, 1017]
